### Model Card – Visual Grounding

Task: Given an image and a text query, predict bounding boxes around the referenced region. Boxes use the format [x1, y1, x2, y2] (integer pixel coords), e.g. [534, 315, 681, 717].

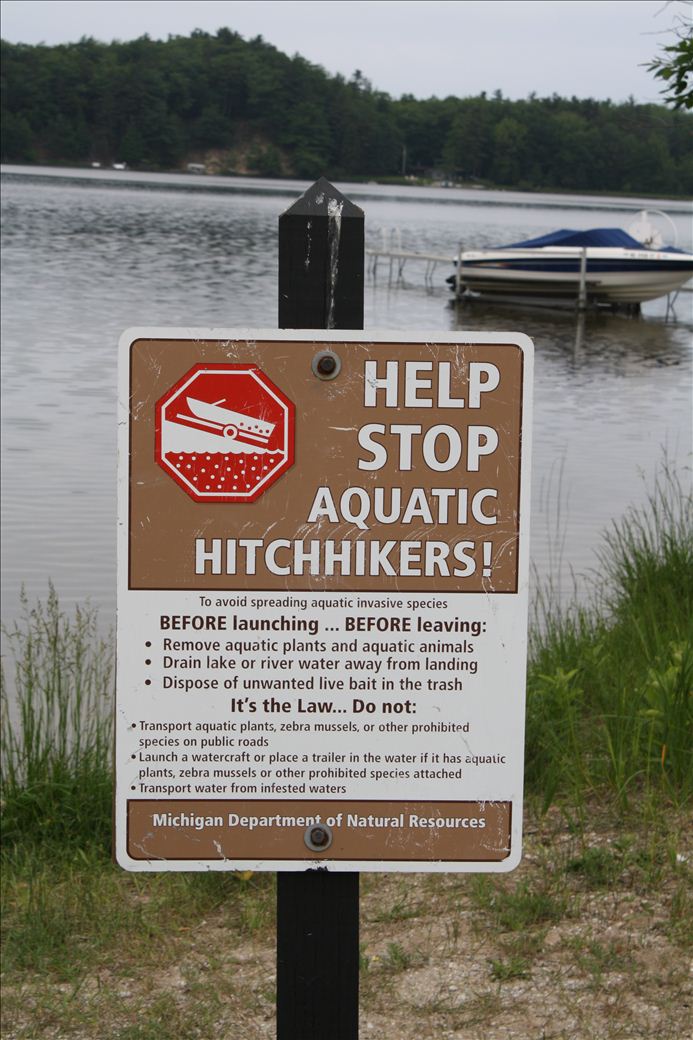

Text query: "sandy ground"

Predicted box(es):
[2, 810, 691, 1039]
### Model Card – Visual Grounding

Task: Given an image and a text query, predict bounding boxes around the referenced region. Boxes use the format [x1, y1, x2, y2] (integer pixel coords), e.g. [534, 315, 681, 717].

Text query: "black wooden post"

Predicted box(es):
[276, 178, 364, 1040]
[279, 176, 364, 330]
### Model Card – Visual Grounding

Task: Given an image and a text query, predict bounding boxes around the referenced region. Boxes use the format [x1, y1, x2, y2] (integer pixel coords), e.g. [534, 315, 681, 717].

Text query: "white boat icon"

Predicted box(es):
[175, 397, 275, 446]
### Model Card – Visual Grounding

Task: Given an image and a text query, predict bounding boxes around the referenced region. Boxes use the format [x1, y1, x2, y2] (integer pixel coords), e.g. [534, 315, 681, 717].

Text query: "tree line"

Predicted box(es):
[1, 29, 691, 195]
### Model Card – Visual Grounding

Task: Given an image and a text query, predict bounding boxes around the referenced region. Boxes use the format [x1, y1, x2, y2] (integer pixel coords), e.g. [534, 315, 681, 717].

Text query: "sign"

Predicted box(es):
[155, 364, 294, 503]
[116, 329, 533, 873]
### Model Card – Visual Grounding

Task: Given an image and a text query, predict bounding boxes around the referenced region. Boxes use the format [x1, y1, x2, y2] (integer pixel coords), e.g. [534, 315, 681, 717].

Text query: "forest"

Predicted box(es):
[1, 28, 691, 195]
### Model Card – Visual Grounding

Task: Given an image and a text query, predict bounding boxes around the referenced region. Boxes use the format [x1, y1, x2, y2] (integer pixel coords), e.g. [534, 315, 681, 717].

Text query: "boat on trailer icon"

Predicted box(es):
[176, 397, 276, 447]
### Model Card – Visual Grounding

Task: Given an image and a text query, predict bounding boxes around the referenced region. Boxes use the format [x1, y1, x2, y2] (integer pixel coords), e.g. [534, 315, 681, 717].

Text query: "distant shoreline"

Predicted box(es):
[3, 164, 692, 212]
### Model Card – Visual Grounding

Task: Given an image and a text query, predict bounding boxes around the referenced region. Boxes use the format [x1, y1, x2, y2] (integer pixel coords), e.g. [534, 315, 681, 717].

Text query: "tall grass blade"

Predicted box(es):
[1, 585, 114, 852]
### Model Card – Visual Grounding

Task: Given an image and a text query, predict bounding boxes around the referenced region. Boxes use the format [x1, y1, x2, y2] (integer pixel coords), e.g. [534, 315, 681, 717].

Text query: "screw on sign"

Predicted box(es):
[155, 364, 295, 503]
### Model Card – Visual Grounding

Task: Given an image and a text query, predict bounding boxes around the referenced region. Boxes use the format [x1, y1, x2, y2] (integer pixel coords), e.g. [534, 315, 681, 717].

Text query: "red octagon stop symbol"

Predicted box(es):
[155, 364, 295, 503]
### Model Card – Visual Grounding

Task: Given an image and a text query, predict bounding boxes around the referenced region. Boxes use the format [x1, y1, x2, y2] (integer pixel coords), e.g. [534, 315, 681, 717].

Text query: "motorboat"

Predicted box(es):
[175, 397, 275, 445]
[448, 216, 693, 306]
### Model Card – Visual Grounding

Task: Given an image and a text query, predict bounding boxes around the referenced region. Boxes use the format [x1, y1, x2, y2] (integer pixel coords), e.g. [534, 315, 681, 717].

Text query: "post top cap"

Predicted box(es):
[281, 177, 364, 219]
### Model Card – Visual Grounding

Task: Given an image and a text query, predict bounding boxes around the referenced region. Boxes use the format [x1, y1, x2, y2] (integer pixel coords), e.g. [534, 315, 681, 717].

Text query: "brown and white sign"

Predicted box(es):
[116, 329, 533, 873]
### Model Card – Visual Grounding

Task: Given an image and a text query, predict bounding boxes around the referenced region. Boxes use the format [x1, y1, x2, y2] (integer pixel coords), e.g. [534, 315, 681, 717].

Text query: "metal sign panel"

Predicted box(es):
[116, 329, 533, 872]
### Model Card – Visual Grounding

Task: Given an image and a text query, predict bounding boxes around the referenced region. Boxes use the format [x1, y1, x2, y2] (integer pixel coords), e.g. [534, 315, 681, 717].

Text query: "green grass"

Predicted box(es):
[380, 940, 414, 972]
[0, 842, 274, 977]
[371, 894, 422, 923]
[568, 936, 630, 987]
[0, 588, 275, 983]
[526, 464, 693, 812]
[469, 876, 570, 932]
[1, 584, 114, 853]
[565, 846, 623, 888]
[667, 879, 693, 946]
[489, 954, 531, 981]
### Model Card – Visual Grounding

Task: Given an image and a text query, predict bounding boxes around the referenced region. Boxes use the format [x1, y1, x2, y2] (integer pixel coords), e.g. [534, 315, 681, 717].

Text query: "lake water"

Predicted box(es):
[1, 166, 691, 627]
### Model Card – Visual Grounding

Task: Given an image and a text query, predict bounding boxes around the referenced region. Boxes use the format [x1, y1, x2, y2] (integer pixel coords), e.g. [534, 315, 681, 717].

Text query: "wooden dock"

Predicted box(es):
[366, 229, 457, 287]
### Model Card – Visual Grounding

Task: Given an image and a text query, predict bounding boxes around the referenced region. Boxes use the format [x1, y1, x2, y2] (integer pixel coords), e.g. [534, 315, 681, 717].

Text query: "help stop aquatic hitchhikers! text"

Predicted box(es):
[194, 360, 508, 583]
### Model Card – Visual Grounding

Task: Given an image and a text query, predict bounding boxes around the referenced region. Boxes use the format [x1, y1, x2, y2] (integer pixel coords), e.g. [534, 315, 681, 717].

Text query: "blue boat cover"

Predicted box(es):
[502, 228, 684, 253]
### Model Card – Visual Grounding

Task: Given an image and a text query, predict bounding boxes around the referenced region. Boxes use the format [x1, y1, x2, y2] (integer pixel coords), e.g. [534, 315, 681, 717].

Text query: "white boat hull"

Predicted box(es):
[455, 246, 693, 304]
[183, 397, 275, 443]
